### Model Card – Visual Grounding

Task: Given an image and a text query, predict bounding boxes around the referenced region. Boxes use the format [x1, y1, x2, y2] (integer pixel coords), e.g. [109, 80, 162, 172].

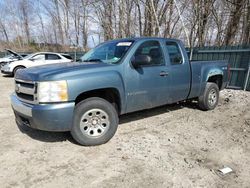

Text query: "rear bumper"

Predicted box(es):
[11, 93, 75, 132]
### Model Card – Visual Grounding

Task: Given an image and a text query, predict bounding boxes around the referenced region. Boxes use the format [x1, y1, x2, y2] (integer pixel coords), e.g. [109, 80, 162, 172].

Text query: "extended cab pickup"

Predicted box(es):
[11, 38, 229, 146]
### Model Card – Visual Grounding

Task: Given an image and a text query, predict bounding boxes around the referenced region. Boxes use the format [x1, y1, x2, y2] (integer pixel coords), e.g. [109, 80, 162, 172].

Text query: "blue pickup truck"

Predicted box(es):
[11, 38, 229, 146]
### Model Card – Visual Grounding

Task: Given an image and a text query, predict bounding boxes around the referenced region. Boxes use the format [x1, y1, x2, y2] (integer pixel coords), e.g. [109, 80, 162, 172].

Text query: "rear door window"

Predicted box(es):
[62, 54, 72, 60]
[166, 42, 183, 65]
[46, 54, 61, 60]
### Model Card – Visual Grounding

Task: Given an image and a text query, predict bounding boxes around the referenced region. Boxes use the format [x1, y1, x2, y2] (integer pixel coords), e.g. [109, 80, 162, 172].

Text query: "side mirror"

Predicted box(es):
[131, 55, 151, 68]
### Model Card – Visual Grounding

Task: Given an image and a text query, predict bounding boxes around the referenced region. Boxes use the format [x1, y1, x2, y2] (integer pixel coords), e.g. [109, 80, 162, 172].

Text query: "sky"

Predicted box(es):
[0, 0, 100, 48]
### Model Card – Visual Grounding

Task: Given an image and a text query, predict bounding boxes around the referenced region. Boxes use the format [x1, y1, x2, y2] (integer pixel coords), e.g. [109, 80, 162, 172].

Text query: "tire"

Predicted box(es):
[198, 82, 219, 111]
[13, 66, 25, 76]
[71, 97, 119, 146]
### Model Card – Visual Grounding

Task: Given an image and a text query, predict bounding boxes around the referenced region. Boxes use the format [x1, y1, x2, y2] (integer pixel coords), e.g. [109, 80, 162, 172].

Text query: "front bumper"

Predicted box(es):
[1, 69, 13, 74]
[11, 93, 75, 132]
[1, 65, 12, 74]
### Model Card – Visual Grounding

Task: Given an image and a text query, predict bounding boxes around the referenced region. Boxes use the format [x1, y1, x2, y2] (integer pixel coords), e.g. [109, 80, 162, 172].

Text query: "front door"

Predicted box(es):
[27, 54, 46, 68]
[125, 40, 171, 113]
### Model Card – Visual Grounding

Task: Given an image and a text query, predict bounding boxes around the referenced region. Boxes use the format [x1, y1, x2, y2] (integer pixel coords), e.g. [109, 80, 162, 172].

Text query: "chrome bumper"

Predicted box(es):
[11, 93, 32, 117]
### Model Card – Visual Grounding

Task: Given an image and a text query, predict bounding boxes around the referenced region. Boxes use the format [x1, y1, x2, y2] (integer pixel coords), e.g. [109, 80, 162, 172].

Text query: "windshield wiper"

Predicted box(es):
[83, 58, 103, 62]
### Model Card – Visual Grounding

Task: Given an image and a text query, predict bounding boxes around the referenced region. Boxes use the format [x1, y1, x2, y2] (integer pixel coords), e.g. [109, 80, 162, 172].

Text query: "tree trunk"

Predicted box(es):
[54, 0, 64, 44]
[224, 0, 245, 45]
[242, 0, 250, 44]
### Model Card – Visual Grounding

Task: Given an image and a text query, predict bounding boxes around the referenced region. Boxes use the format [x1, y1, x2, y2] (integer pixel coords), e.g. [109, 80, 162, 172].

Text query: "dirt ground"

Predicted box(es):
[0, 73, 250, 188]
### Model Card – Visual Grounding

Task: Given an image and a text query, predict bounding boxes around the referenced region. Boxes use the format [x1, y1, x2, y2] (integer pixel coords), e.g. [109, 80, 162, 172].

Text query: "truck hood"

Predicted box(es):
[15, 62, 113, 81]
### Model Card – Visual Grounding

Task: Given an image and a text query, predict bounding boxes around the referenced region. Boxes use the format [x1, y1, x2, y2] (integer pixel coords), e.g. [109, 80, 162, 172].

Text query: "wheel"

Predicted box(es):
[71, 97, 119, 146]
[198, 82, 219, 111]
[13, 66, 25, 76]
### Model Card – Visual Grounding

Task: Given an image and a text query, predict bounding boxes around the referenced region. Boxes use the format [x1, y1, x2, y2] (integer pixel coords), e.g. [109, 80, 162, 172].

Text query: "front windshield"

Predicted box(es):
[80, 40, 134, 64]
[23, 53, 35, 60]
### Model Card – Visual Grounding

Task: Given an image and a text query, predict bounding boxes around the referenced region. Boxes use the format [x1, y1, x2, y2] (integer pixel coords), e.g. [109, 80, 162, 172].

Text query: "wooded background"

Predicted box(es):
[0, 0, 249, 51]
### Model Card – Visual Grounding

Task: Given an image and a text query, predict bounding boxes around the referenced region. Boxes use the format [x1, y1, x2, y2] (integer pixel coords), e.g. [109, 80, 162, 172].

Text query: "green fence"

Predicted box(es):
[189, 45, 250, 91]
[62, 52, 85, 61]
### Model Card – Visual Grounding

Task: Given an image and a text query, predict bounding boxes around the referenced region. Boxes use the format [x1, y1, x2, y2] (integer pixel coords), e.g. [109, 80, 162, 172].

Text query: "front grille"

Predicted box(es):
[15, 79, 37, 104]
[16, 93, 34, 101]
[16, 81, 34, 88]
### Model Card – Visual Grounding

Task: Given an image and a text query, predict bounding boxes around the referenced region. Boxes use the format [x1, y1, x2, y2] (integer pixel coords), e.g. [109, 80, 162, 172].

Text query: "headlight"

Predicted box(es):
[38, 80, 68, 102]
[2, 63, 10, 70]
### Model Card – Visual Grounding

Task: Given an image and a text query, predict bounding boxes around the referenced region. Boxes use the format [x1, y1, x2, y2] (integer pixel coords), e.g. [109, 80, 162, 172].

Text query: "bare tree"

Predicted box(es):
[194, 0, 215, 47]
[242, 0, 250, 44]
[0, 0, 250, 52]
[19, 0, 31, 43]
[0, 19, 9, 43]
[224, 0, 245, 45]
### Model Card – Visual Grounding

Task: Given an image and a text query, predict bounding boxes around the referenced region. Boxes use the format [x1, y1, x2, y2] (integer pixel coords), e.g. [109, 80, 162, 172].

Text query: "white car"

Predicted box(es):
[1, 52, 72, 76]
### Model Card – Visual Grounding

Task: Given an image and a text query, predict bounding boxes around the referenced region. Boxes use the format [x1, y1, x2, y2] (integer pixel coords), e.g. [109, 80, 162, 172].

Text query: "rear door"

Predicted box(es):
[125, 40, 171, 112]
[165, 41, 191, 102]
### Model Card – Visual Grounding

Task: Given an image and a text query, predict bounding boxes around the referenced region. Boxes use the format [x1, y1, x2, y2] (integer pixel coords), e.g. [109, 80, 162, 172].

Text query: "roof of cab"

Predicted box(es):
[103, 37, 181, 43]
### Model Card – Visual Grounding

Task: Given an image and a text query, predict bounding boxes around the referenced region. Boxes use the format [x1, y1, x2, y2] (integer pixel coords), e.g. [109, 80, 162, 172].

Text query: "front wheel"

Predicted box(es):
[71, 97, 119, 146]
[198, 82, 219, 111]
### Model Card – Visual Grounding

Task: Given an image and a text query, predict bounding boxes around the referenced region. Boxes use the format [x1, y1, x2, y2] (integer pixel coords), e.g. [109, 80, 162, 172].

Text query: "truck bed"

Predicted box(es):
[188, 60, 229, 99]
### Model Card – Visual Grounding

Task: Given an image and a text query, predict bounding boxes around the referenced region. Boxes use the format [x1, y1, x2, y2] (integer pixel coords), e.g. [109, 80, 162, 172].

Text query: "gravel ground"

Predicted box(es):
[0, 73, 250, 188]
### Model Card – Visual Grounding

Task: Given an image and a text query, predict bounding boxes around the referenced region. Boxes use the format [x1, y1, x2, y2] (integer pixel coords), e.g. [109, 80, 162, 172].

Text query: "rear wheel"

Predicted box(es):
[71, 97, 119, 146]
[198, 82, 219, 111]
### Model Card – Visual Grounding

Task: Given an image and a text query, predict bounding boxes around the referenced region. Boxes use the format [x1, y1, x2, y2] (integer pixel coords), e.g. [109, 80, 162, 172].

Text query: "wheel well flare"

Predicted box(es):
[75, 88, 121, 114]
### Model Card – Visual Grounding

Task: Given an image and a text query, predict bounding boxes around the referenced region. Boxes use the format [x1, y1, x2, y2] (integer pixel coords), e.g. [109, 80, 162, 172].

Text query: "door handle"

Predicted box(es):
[159, 71, 169, 77]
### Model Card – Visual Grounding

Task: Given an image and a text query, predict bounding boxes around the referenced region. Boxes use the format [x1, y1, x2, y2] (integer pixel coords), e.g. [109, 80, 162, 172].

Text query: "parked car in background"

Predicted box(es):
[11, 37, 229, 146]
[1, 52, 72, 76]
[0, 49, 27, 68]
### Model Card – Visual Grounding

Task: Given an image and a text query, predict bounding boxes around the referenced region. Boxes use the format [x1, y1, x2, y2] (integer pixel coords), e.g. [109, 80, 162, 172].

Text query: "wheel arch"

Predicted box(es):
[13, 65, 26, 75]
[75, 88, 122, 115]
[207, 74, 223, 90]
[14, 65, 26, 71]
